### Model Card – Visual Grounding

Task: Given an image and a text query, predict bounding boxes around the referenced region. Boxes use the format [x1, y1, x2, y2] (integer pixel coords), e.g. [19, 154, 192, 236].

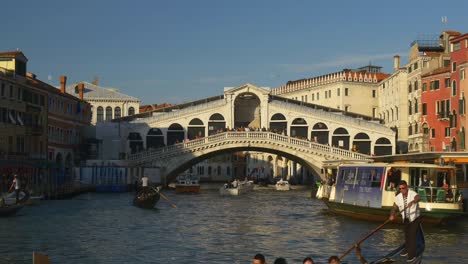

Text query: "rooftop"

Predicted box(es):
[65, 81, 140, 101]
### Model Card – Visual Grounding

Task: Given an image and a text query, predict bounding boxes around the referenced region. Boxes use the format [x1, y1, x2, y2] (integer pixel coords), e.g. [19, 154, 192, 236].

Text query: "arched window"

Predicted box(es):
[414, 99, 418, 113]
[105, 106, 112, 121]
[97, 106, 104, 122]
[114, 107, 121, 119]
[408, 101, 412, 115]
[128, 107, 135, 116]
[452, 80, 457, 96]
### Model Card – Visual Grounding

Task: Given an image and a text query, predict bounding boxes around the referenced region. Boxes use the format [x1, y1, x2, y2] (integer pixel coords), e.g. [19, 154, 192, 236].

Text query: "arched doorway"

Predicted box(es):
[290, 118, 308, 139]
[332, 127, 350, 149]
[234, 93, 261, 128]
[352, 133, 371, 154]
[208, 113, 226, 135]
[374, 137, 392, 156]
[311, 122, 329, 144]
[128, 132, 144, 153]
[146, 128, 165, 149]
[270, 113, 287, 135]
[188, 118, 205, 139]
[167, 123, 184, 145]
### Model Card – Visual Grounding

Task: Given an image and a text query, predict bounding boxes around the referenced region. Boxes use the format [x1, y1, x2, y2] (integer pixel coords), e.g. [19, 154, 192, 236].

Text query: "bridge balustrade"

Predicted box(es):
[129, 131, 372, 164]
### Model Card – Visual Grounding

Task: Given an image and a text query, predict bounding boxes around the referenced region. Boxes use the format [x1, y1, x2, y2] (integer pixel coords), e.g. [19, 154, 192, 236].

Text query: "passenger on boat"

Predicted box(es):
[302, 256, 315, 264]
[252, 253, 266, 264]
[328, 255, 340, 264]
[232, 179, 239, 188]
[419, 174, 431, 187]
[389, 180, 421, 263]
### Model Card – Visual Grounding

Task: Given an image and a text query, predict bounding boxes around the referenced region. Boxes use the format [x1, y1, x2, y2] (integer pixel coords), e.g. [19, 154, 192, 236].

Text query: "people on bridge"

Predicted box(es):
[273, 257, 288, 264]
[303, 256, 315, 264]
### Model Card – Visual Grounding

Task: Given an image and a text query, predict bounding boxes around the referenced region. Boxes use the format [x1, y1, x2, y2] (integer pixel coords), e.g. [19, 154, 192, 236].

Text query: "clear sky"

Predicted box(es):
[2, 0, 468, 104]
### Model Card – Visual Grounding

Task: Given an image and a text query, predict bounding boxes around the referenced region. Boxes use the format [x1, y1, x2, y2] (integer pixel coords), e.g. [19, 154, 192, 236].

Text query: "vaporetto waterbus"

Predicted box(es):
[317, 161, 466, 224]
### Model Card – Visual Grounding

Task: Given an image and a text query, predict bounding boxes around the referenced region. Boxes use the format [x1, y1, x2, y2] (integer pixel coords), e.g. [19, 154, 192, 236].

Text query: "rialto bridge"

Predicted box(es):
[102, 83, 395, 183]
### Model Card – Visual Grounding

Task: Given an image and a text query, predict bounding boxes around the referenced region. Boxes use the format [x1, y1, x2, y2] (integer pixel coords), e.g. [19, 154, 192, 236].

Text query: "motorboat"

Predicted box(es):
[175, 174, 200, 194]
[219, 180, 254, 196]
[317, 161, 466, 224]
[275, 179, 290, 191]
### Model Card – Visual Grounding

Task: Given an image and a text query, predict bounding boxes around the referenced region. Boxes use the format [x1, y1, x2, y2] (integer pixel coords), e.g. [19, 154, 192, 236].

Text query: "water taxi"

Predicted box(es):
[175, 174, 200, 194]
[317, 162, 465, 224]
[275, 179, 290, 191]
[219, 180, 254, 196]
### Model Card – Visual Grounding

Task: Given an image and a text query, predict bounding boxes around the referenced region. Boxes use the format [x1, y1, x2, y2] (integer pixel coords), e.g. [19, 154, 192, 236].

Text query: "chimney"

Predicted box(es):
[59, 75, 67, 94]
[78, 83, 84, 100]
[393, 55, 400, 72]
[92, 76, 99, 86]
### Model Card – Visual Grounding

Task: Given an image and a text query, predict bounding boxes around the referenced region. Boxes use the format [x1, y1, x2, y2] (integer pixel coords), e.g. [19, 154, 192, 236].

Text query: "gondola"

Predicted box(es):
[132, 187, 160, 209]
[0, 204, 23, 217]
[368, 224, 425, 264]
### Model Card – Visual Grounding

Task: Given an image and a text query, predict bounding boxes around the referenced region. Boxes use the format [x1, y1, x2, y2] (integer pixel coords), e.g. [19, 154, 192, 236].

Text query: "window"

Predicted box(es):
[408, 125, 412, 136]
[413, 62, 418, 70]
[128, 107, 135, 116]
[372, 90, 376, 98]
[461, 69, 465, 80]
[105, 106, 112, 121]
[345, 106, 349, 112]
[317, 92, 319, 100]
[97, 106, 104, 122]
[453, 42, 461, 51]
[312, 94, 314, 101]
[431, 128, 436, 138]
[414, 99, 418, 113]
[408, 101, 412, 115]
[460, 93, 466, 115]
[445, 78, 451, 88]
[443, 60, 450, 67]
[414, 81, 418, 91]
[422, 83, 427, 91]
[452, 62, 457, 72]
[337, 88, 341, 96]
[345, 88, 349, 96]
[114, 107, 121, 119]
[452, 80, 457, 96]
[408, 83, 412, 93]
[422, 103, 427, 115]
[9, 85, 13, 98]
[414, 123, 418, 134]
[445, 127, 450, 137]
[372, 108, 376, 118]
[430, 80, 440, 90]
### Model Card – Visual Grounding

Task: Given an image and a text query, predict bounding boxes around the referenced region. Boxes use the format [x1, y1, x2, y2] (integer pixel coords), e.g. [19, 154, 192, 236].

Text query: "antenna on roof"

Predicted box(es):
[442, 16, 447, 30]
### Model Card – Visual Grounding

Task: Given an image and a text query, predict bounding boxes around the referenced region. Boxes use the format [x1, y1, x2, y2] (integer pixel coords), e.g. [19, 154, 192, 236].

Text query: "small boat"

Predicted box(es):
[5, 191, 41, 205]
[275, 179, 290, 191]
[0, 204, 23, 217]
[318, 162, 466, 224]
[369, 223, 425, 264]
[175, 174, 200, 194]
[133, 187, 160, 209]
[219, 180, 254, 196]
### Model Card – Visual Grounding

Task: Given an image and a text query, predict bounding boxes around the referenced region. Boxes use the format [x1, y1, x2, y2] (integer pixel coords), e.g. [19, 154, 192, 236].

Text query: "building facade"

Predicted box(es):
[66, 81, 140, 125]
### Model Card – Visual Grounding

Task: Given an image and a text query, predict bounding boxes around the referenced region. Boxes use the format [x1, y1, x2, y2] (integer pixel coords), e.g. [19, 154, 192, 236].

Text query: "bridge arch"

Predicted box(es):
[374, 137, 392, 155]
[311, 122, 329, 144]
[208, 113, 226, 135]
[234, 92, 261, 128]
[188, 118, 205, 139]
[353, 132, 371, 155]
[167, 123, 184, 145]
[269, 113, 287, 134]
[290, 118, 308, 139]
[332, 127, 350, 150]
[146, 128, 165, 149]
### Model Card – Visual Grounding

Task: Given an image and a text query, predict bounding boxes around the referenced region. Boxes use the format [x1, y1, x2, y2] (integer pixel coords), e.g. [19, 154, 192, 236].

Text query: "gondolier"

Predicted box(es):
[389, 180, 421, 262]
[9, 175, 20, 204]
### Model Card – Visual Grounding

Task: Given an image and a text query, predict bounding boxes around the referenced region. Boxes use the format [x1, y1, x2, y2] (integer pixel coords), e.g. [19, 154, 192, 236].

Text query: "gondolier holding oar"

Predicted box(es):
[389, 180, 421, 263]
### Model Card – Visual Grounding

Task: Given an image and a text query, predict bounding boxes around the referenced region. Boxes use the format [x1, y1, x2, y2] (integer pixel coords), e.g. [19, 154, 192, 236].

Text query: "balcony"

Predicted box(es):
[437, 112, 450, 121]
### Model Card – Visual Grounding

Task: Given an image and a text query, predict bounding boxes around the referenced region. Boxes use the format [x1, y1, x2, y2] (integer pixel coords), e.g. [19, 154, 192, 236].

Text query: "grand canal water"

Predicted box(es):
[1, 187, 467, 264]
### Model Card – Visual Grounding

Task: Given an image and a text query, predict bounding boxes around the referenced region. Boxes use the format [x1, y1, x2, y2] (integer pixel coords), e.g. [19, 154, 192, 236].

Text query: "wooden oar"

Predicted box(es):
[339, 201, 414, 261]
[159, 192, 177, 208]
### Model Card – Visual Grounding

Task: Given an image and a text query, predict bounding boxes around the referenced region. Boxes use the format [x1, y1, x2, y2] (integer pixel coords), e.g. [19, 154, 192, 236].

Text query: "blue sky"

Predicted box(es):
[2, 0, 468, 104]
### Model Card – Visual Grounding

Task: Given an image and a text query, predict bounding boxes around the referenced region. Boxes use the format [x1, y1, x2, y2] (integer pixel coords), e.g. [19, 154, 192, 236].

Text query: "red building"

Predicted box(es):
[449, 33, 468, 151]
[421, 66, 458, 151]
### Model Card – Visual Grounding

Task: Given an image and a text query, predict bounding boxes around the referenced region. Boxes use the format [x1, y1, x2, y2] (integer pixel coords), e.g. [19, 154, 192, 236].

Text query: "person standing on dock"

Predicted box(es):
[389, 180, 421, 262]
[9, 175, 20, 204]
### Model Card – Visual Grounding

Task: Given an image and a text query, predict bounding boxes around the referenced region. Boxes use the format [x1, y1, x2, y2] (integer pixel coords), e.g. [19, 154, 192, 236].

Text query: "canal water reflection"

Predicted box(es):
[0, 188, 467, 263]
